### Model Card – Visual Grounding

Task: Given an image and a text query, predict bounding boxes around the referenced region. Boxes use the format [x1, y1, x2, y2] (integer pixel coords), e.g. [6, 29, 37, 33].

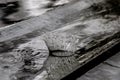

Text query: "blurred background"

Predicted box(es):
[0, 0, 73, 27]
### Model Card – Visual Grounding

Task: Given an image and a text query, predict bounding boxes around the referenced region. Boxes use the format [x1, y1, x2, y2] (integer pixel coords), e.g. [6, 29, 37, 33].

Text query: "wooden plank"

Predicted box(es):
[0, 0, 120, 80]
[0, 0, 92, 52]
[44, 31, 120, 80]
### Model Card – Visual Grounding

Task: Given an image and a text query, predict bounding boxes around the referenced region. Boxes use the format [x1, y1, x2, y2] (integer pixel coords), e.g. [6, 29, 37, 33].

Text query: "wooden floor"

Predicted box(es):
[0, 0, 120, 80]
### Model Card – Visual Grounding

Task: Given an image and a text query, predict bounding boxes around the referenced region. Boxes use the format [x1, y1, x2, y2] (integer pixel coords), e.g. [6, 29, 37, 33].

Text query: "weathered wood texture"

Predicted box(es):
[44, 31, 120, 80]
[0, 0, 91, 52]
[0, 0, 120, 80]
